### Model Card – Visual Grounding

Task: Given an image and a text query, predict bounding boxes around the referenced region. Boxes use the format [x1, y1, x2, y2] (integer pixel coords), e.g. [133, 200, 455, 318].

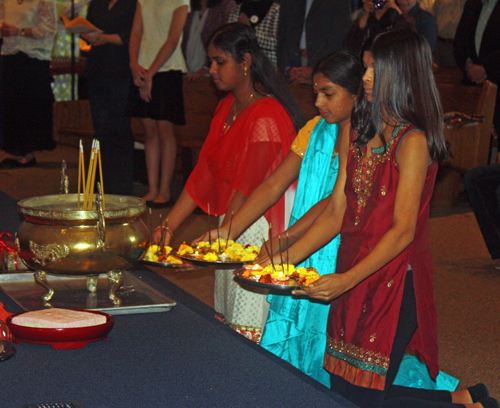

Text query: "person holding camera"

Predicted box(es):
[344, 0, 412, 56]
[345, 0, 436, 57]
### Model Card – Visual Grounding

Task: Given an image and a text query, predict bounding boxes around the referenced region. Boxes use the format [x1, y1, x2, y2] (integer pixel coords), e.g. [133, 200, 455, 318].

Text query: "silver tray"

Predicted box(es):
[233, 270, 303, 292]
[141, 259, 204, 271]
[172, 251, 251, 269]
[0, 271, 176, 315]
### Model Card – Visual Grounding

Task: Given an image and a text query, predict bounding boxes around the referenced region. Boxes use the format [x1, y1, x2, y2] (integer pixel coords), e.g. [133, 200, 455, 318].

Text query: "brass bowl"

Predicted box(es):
[16, 194, 149, 275]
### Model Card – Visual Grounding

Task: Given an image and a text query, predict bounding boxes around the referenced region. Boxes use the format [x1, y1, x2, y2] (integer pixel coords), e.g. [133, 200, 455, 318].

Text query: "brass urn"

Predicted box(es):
[16, 194, 149, 305]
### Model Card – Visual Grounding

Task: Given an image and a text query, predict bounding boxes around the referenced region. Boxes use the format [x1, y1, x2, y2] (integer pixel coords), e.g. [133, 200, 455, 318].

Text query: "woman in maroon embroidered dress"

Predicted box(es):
[287, 29, 496, 408]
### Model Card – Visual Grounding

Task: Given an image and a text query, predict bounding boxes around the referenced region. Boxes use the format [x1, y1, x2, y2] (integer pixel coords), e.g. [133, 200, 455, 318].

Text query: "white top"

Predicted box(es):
[138, 0, 190, 73]
[0, 0, 57, 61]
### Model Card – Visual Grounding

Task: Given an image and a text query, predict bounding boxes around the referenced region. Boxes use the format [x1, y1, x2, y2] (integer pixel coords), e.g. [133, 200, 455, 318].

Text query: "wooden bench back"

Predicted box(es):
[438, 80, 497, 173]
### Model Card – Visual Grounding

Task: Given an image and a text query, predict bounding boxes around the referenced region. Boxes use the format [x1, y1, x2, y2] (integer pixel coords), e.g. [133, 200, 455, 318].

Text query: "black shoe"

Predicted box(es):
[0, 158, 19, 169]
[479, 397, 500, 408]
[17, 156, 37, 168]
[0, 156, 36, 169]
[468, 383, 490, 403]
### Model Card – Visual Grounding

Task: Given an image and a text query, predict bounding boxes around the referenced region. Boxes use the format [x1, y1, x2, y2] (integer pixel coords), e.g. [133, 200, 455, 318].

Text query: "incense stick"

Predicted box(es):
[148, 208, 153, 242]
[78, 140, 83, 210]
[207, 203, 211, 247]
[79, 139, 106, 211]
[84, 140, 96, 210]
[286, 232, 289, 267]
[80, 140, 86, 210]
[226, 211, 233, 251]
[269, 223, 275, 270]
[278, 235, 284, 271]
[97, 140, 105, 211]
[89, 141, 99, 210]
[216, 215, 221, 253]
[87, 146, 98, 210]
[82, 140, 92, 209]
[158, 214, 165, 248]
[262, 237, 275, 272]
[262, 237, 271, 262]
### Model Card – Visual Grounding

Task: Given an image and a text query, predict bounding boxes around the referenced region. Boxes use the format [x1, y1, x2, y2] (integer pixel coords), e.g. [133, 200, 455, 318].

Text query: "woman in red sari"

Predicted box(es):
[153, 22, 304, 341]
[280, 29, 496, 408]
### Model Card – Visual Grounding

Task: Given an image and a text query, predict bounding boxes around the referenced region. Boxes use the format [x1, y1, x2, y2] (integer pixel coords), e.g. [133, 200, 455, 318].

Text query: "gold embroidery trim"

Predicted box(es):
[216, 313, 263, 343]
[326, 335, 390, 370]
[351, 124, 409, 215]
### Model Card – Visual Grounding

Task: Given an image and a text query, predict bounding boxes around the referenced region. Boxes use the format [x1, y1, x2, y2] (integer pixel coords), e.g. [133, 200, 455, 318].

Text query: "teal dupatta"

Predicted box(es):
[260, 118, 340, 386]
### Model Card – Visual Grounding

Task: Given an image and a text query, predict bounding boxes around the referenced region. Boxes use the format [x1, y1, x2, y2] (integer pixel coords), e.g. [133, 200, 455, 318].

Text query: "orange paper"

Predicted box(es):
[60, 13, 102, 34]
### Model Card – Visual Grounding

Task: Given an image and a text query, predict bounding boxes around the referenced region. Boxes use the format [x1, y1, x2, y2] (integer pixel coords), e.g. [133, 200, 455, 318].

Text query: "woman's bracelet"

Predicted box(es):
[155, 225, 173, 237]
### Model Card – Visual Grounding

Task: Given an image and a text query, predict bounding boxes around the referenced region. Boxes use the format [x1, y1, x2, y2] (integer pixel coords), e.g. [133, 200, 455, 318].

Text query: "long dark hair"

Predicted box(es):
[209, 22, 306, 131]
[313, 51, 363, 96]
[352, 29, 448, 163]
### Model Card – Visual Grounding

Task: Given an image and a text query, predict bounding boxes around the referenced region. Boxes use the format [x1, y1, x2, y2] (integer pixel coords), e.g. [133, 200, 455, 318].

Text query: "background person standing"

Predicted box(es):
[277, 0, 351, 84]
[0, 0, 57, 168]
[127, 0, 189, 207]
[82, 0, 137, 195]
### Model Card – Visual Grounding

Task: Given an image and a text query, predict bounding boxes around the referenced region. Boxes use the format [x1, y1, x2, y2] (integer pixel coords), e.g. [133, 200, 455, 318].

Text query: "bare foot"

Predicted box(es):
[152, 193, 171, 204]
[452, 389, 473, 405]
[142, 192, 158, 202]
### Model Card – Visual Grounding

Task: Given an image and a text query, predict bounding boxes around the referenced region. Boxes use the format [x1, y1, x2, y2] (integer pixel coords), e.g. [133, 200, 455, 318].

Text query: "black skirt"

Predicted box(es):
[1, 52, 56, 155]
[126, 70, 186, 124]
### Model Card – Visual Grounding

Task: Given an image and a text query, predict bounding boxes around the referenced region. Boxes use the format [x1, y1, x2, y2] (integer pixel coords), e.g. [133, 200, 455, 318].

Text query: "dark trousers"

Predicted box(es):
[464, 163, 500, 260]
[88, 76, 135, 196]
[330, 271, 460, 408]
[1, 52, 56, 155]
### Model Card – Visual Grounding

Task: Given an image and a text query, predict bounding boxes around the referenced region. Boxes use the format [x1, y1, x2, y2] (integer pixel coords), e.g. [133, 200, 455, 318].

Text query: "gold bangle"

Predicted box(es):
[155, 225, 173, 236]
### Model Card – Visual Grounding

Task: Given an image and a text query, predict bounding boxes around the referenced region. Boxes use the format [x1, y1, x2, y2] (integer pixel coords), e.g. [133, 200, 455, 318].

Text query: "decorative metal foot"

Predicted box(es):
[86, 275, 99, 293]
[86, 292, 98, 309]
[107, 270, 123, 306]
[34, 271, 54, 302]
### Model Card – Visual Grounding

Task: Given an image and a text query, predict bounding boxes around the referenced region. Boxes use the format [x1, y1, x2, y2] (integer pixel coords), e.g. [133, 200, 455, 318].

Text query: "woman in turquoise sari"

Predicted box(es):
[195, 51, 458, 391]
[195, 50, 360, 378]
[256, 52, 360, 386]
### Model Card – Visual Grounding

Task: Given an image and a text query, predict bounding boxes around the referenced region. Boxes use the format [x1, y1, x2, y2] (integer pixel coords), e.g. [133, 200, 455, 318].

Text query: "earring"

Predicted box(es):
[244, 66, 247, 76]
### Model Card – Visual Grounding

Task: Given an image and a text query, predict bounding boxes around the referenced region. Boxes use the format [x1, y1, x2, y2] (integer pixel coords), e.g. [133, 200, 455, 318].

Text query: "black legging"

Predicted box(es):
[330, 270, 465, 408]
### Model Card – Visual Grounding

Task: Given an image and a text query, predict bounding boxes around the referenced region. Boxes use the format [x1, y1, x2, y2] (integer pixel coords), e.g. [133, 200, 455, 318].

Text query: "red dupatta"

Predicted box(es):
[185, 94, 296, 235]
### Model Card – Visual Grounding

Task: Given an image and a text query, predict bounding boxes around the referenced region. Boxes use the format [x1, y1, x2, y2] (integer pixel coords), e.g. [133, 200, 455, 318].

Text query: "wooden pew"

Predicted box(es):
[53, 78, 318, 180]
[53, 69, 497, 211]
[432, 77, 497, 210]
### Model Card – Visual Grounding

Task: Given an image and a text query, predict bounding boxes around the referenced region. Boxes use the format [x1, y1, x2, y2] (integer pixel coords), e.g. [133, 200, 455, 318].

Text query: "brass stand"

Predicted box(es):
[34, 271, 124, 306]
[107, 270, 124, 306]
[34, 271, 54, 302]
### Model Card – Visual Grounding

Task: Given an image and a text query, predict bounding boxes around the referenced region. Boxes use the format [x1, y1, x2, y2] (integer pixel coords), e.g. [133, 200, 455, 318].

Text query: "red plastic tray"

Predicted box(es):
[6, 309, 114, 349]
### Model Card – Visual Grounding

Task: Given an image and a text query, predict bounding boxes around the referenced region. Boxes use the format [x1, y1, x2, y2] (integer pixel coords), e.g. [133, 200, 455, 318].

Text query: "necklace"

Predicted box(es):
[371, 124, 404, 154]
[232, 92, 255, 122]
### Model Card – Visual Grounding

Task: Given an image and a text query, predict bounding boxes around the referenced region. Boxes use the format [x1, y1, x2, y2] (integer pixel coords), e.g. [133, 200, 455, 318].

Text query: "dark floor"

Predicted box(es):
[1, 143, 500, 397]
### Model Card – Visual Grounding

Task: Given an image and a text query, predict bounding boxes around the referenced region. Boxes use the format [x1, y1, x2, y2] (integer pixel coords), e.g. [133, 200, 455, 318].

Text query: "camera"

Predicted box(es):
[374, 0, 387, 10]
